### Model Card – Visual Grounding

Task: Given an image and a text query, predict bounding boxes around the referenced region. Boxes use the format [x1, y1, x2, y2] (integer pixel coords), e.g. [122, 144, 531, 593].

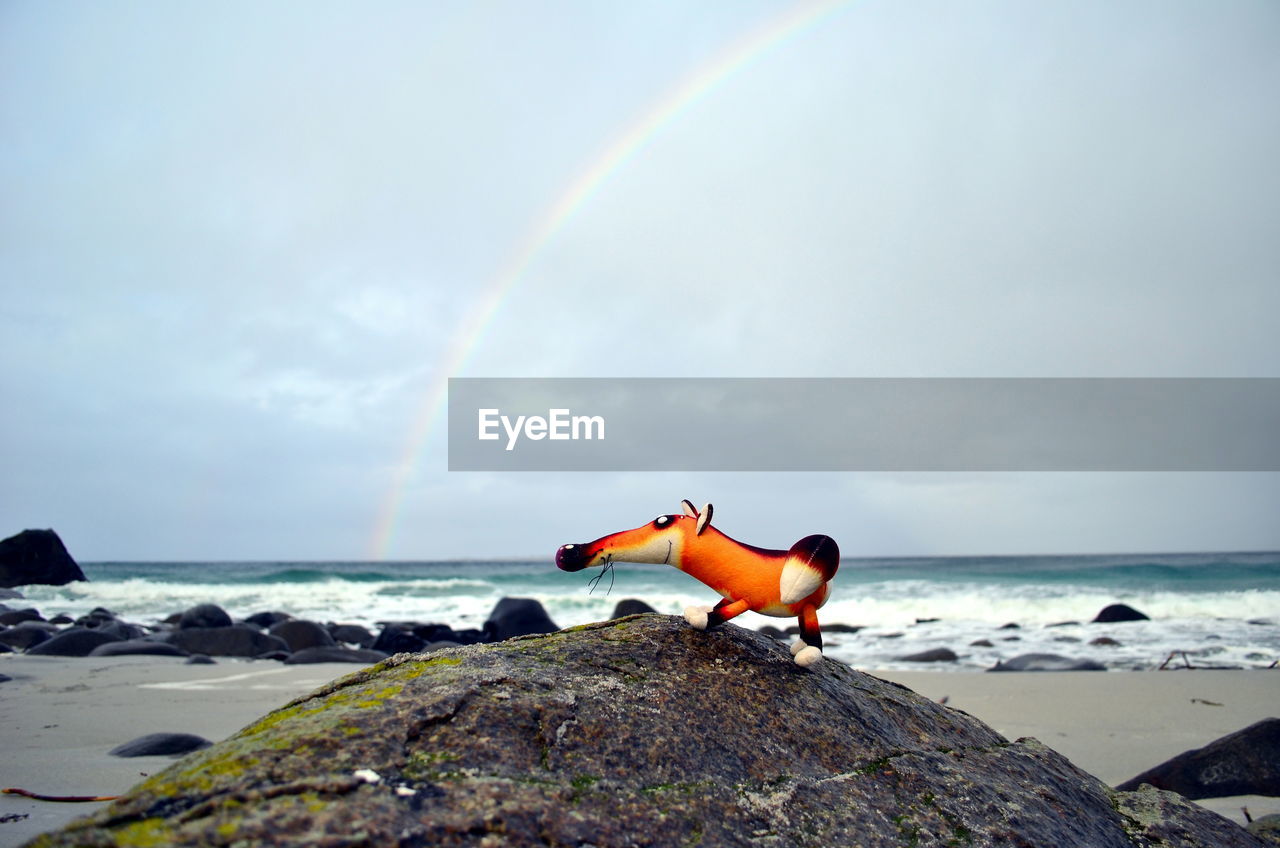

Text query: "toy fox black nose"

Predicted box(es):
[556, 544, 588, 572]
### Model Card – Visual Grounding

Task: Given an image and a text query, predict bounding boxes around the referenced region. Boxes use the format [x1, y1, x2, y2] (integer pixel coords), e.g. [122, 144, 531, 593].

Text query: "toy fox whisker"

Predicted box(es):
[556, 499, 840, 666]
[587, 558, 616, 596]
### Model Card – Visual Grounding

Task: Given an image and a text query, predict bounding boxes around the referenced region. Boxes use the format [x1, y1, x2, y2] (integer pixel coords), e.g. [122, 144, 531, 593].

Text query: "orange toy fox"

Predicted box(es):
[555, 500, 840, 665]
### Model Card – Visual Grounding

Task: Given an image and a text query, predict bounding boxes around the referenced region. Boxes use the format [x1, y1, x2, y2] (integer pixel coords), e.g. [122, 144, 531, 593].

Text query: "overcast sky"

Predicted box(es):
[3, 1, 1278, 561]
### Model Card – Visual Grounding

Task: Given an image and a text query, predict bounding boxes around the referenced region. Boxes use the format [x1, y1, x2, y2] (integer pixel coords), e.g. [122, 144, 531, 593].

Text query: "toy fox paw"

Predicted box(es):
[790, 638, 807, 656]
[794, 646, 822, 666]
[683, 606, 712, 631]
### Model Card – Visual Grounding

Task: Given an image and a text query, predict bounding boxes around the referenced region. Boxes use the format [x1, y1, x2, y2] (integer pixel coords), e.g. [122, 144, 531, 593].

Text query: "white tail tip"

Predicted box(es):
[779, 560, 824, 605]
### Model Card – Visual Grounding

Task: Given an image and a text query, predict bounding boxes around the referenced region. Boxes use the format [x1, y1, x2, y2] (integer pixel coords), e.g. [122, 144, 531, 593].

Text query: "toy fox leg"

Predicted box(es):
[684, 597, 750, 631]
[789, 604, 823, 666]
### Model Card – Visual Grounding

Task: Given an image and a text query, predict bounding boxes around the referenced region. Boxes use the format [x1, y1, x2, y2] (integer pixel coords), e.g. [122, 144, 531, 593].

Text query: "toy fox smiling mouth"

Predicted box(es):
[556, 500, 840, 666]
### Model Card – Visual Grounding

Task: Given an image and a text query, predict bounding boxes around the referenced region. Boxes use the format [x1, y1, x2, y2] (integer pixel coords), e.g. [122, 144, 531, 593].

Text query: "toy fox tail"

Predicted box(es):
[778, 534, 840, 605]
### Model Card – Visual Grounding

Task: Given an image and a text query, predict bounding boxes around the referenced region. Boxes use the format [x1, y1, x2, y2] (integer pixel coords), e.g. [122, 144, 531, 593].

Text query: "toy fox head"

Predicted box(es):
[555, 499, 713, 572]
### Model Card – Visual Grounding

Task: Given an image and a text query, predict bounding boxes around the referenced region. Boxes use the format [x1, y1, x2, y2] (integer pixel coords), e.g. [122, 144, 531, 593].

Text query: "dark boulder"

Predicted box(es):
[26, 628, 122, 657]
[1248, 814, 1280, 846]
[268, 619, 336, 652]
[609, 598, 656, 618]
[785, 622, 864, 635]
[33, 615, 1261, 848]
[1093, 603, 1150, 623]
[74, 607, 119, 629]
[243, 611, 292, 629]
[0, 608, 44, 626]
[328, 623, 375, 647]
[411, 623, 464, 643]
[178, 603, 233, 630]
[989, 653, 1107, 672]
[283, 647, 389, 664]
[371, 625, 426, 655]
[0, 529, 86, 588]
[482, 596, 559, 641]
[109, 733, 211, 758]
[164, 626, 289, 658]
[453, 628, 485, 645]
[89, 639, 190, 657]
[0, 621, 57, 650]
[98, 620, 146, 641]
[898, 647, 959, 663]
[1116, 717, 1280, 799]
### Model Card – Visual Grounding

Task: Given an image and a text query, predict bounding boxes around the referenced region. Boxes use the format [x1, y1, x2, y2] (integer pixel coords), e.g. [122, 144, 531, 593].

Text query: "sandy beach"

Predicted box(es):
[0, 654, 1275, 846]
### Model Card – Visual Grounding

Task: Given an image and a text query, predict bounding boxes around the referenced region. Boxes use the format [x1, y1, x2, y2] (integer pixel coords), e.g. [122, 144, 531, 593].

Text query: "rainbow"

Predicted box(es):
[368, 0, 854, 559]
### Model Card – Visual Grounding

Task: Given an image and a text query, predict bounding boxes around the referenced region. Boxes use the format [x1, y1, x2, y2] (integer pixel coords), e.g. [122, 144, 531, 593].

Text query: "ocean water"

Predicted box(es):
[16, 552, 1280, 671]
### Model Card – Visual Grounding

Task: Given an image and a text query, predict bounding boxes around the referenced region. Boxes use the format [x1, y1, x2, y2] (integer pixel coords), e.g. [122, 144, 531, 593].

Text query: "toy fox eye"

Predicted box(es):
[654, 515, 671, 527]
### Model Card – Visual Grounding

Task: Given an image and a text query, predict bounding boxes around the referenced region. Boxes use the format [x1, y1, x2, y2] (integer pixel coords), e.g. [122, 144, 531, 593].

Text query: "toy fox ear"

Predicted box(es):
[695, 503, 713, 535]
[680, 499, 699, 518]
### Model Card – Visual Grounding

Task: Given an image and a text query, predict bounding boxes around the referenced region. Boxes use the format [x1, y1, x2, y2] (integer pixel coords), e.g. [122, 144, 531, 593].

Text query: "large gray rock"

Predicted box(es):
[29, 615, 1260, 847]
[0, 529, 85, 588]
[1116, 717, 1280, 799]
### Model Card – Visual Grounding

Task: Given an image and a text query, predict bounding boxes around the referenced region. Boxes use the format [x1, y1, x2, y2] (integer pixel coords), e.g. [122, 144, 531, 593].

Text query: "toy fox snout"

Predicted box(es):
[556, 543, 592, 572]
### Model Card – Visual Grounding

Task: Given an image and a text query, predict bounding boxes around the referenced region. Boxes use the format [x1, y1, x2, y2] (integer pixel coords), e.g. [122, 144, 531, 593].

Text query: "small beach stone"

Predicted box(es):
[1090, 637, 1122, 647]
[25, 627, 122, 656]
[1093, 603, 1150, 623]
[371, 625, 426, 654]
[898, 647, 959, 663]
[165, 625, 287, 658]
[185, 654, 215, 665]
[970, 638, 995, 647]
[268, 619, 336, 652]
[283, 646, 389, 664]
[89, 639, 190, 657]
[0, 621, 56, 650]
[109, 732, 212, 758]
[328, 623, 375, 647]
[989, 653, 1106, 672]
[244, 611, 292, 629]
[0, 608, 44, 626]
[178, 603, 233, 630]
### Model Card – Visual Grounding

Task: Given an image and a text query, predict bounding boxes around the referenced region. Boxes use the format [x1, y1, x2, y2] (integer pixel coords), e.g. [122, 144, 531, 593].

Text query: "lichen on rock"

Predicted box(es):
[27, 615, 1263, 847]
